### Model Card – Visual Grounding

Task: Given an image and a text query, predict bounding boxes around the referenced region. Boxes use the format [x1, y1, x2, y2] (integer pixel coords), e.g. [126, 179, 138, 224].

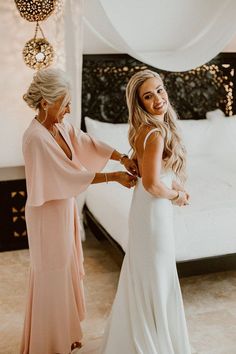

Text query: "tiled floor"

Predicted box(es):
[0, 232, 236, 354]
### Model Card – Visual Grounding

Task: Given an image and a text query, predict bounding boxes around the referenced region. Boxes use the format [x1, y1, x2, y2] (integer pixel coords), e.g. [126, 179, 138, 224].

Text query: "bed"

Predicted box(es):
[81, 53, 236, 276]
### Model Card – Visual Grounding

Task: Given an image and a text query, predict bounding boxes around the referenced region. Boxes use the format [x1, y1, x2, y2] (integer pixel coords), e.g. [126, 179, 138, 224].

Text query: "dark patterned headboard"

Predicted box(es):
[81, 53, 236, 130]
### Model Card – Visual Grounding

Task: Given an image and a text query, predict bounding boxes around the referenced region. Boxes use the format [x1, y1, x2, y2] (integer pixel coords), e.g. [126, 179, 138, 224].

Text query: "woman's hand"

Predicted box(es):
[121, 156, 139, 176]
[185, 191, 190, 203]
[110, 150, 139, 175]
[172, 180, 190, 205]
[115, 171, 137, 189]
[172, 191, 190, 207]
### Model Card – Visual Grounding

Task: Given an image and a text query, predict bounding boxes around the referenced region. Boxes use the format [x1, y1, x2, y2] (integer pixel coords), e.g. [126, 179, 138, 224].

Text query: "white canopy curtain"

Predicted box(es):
[64, 0, 84, 127]
[84, 0, 236, 71]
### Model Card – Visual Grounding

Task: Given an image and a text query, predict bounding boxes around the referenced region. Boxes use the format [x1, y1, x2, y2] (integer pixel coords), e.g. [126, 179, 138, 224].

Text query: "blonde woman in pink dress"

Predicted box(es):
[20, 68, 137, 354]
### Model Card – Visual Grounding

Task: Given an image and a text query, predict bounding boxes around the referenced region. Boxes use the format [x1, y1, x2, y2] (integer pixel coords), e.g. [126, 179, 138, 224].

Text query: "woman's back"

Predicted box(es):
[133, 125, 167, 178]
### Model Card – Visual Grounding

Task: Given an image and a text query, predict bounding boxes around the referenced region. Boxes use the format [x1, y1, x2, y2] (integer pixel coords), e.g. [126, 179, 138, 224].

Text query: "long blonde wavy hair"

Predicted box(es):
[126, 69, 186, 183]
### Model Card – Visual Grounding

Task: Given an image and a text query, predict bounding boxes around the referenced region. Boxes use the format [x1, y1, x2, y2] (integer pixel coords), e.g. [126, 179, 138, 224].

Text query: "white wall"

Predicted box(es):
[0, 5, 34, 167]
[0, 3, 64, 168]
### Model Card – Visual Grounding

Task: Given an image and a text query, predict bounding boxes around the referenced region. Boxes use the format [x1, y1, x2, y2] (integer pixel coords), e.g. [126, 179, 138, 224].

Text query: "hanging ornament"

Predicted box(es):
[23, 21, 54, 70]
[14, 0, 56, 22]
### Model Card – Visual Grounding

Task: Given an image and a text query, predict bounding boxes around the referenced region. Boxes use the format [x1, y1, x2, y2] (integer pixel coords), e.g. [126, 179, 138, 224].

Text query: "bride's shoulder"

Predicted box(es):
[138, 124, 158, 135]
[135, 124, 149, 137]
[133, 125, 149, 153]
[135, 125, 157, 144]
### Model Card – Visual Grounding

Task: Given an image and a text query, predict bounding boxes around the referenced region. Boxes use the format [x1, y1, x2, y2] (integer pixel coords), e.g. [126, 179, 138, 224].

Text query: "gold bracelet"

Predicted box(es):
[105, 173, 108, 184]
[171, 190, 179, 201]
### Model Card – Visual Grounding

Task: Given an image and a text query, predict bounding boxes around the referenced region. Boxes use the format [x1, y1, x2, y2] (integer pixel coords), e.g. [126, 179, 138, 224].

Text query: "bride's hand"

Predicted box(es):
[172, 181, 190, 201]
[185, 192, 190, 203]
[121, 156, 139, 176]
[172, 182, 191, 205]
[172, 191, 189, 207]
[115, 171, 137, 189]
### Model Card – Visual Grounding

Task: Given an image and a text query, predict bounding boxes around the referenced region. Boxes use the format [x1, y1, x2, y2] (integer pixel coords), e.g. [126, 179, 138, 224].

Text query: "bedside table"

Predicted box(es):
[0, 166, 28, 251]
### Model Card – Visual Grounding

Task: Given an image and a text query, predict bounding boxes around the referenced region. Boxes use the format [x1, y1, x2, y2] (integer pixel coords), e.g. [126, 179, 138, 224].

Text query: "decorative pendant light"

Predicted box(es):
[14, 0, 62, 70]
[23, 21, 54, 70]
[14, 0, 56, 22]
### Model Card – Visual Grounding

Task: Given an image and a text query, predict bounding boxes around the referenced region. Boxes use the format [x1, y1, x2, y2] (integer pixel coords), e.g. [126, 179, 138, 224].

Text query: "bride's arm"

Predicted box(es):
[172, 180, 185, 192]
[142, 132, 179, 201]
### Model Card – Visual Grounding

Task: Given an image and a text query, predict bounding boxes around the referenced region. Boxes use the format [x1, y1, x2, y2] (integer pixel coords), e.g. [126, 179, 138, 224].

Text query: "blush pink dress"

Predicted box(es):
[20, 118, 113, 354]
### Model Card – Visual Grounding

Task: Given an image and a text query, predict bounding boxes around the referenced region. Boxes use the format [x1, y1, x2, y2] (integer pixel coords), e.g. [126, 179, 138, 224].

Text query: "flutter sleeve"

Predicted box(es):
[23, 130, 111, 207]
[68, 124, 114, 172]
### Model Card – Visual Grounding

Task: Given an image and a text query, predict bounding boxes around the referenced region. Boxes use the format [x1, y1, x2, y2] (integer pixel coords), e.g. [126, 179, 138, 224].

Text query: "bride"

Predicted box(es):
[100, 69, 192, 354]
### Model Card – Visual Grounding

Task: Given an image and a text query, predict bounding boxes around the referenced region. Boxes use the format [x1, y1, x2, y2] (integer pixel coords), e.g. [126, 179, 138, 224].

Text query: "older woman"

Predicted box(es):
[100, 70, 191, 354]
[20, 68, 137, 354]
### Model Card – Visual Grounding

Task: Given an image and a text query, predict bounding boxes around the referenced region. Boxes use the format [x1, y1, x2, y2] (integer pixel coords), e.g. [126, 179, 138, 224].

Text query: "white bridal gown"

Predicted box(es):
[100, 129, 191, 354]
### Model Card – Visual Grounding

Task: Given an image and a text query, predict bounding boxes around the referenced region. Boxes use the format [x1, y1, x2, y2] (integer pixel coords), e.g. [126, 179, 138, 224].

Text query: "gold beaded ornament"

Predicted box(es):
[14, 0, 62, 70]
[14, 0, 56, 22]
[23, 21, 54, 70]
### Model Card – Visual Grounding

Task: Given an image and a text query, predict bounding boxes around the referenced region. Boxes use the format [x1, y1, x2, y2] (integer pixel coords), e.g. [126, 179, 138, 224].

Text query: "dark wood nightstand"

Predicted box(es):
[0, 166, 28, 252]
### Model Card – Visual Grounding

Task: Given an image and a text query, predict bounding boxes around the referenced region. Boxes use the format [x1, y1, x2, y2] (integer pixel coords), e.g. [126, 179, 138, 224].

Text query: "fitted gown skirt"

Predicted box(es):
[100, 173, 191, 354]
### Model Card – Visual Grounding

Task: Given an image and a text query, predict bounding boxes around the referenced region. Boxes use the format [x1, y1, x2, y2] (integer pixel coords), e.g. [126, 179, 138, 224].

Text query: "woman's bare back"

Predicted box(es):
[133, 125, 160, 177]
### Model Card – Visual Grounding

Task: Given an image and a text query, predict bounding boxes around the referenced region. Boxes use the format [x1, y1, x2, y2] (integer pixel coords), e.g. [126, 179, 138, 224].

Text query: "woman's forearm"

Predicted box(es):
[91, 172, 118, 184]
[110, 149, 127, 163]
[110, 150, 120, 161]
[144, 181, 178, 200]
[172, 180, 185, 192]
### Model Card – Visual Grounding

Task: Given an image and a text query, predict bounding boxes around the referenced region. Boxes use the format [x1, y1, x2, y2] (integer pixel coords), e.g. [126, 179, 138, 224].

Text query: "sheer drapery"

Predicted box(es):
[84, 0, 236, 71]
[64, 0, 84, 127]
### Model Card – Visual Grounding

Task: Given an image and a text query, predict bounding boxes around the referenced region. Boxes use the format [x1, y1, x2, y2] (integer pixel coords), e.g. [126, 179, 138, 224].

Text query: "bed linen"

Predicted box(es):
[85, 112, 236, 261]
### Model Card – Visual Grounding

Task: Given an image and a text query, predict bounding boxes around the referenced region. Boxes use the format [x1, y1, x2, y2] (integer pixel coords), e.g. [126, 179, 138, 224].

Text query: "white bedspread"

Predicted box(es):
[85, 113, 236, 261]
[86, 154, 236, 261]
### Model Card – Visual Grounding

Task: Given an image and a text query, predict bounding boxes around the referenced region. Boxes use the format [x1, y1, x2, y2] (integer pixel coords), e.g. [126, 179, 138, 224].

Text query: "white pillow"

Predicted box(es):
[204, 115, 236, 156]
[85, 116, 130, 153]
[178, 119, 212, 156]
[85, 116, 214, 157]
[179, 111, 236, 157]
[84, 116, 130, 171]
[85, 115, 236, 160]
[206, 109, 225, 121]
